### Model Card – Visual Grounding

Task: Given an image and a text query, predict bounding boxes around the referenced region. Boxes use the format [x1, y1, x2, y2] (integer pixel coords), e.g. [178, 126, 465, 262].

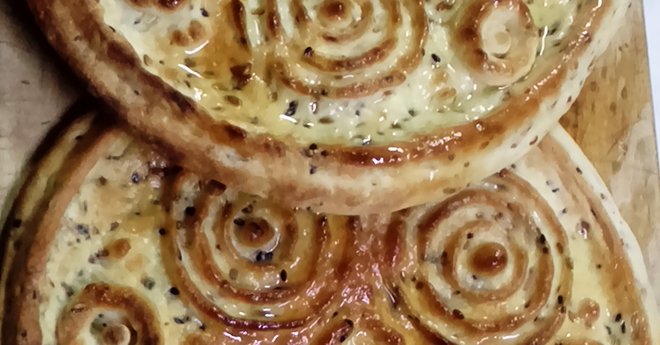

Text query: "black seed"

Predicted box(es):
[169, 287, 180, 296]
[551, 188, 560, 193]
[431, 53, 441, 64]
[141, 277, 156, 290]
[256, 251, 274, 263]
[280, 270, 287, 282]
[200, 8, 209, 17]
[12, 218, 22, 228]
[184, 206, 196, 216]
[605, 325, 612, 334]
[284, 101, 298, 116]
[452, 309, 465, 320]
[309, 165, 317, 174]
[303, 46, 314, 57]
[466, 232, 473, 239]
[615, 313, 622, 322]
[233, 218, 246, 226]
[408, 109, 417, 117]
[538, 234, 546, 245]
[173, 317, 186, 324]
[621, 321, 626, 333]
[309, 143, 318, 151]
[158, 228, 167, 236]
[76, 224, 90, 240]
[557, 295, 564, 305]
[131, 172, 140, 184]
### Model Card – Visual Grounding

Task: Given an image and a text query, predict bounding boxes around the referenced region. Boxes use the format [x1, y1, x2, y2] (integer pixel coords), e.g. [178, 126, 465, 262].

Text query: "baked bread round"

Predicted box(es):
[1, 110, 658, 344]
[26, 0, 629, 214]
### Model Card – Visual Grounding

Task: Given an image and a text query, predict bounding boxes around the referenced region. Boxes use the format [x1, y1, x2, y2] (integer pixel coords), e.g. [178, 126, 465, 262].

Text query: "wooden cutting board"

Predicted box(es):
[1, 0, 658, 304]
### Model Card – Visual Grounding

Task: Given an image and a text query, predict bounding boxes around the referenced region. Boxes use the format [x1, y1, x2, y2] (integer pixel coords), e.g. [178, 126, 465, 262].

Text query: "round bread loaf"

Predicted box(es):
[1, 110, 658, 344]
[26, 0, 628, 213]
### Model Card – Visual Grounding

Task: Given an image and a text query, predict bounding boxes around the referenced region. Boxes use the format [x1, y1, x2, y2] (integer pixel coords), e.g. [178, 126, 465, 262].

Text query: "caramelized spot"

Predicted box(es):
[321, 0, 348, 21]
[470, 243, 508, 276]
[105, 238, 132, 260]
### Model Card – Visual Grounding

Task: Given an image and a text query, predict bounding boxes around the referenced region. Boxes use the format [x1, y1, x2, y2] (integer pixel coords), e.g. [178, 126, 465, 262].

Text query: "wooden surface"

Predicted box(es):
[1, 0, 658, 303]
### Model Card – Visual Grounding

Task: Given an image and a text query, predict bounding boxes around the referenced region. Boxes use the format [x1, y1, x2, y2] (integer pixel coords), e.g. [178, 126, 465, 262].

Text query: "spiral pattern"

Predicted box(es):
[454, 0, 539, 86]
[379, 170, 572, 344]
[259, 0, 427, 98]
[56, 283, 162, 345]
[160, 172, 356, 329]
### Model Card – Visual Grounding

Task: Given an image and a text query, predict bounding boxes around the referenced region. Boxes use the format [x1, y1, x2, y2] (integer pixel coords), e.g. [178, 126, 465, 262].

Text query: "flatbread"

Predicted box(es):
[25, 0, 629, 213]
[1, 110, 657, 344]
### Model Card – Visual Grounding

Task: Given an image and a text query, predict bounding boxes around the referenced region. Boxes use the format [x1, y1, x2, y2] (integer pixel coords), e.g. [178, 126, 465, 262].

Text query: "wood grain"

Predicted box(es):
[561, 0, 660, 303]
[0, 0, 658, 303]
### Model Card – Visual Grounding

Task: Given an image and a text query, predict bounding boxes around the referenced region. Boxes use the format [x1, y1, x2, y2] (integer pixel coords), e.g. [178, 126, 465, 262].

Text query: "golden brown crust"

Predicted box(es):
[23, 0, 629, 214]
[1, 110, 658, 344]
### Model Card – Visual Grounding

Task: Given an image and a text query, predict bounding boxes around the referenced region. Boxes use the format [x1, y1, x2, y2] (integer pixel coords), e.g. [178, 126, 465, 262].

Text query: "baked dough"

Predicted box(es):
[1, 110, 658, 344]
[25, 0, 629, 213]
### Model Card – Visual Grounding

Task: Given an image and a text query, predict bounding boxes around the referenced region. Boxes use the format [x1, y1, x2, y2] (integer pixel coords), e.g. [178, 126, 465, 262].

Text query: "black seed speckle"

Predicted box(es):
[141, 277, 156, 290]
[303, 46, 314, 58]
[256, 251, 274, 263]
[169, 287, 180, 296]
[184, 206, 196, 217]
[284, 101, 298, 116]
[200, 8, 209, 17]
[431, 53, 441, 64]
[280, 270, 287, 282]
[131, 172, 140, 184]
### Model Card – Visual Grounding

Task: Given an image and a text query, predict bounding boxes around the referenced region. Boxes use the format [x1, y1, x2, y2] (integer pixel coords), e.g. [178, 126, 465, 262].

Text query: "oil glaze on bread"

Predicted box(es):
[26, 0, 629, 213]
[1, 110, 658, 344]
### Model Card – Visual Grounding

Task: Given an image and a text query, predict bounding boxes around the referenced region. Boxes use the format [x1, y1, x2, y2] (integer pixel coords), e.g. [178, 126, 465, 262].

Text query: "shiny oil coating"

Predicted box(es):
[1, 115, 658, 345]
[99, 0, 575, 145]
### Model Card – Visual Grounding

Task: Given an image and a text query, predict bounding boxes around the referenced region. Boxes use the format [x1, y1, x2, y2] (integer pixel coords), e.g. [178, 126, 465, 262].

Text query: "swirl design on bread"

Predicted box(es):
[24, 0, 630, 213]
[455, 0, 539, 86]
[264, 0, 427, 98]
[380, 171, 572, 343]
[1, 112, 657, 344]
[159, 172, 356, 329]
[56, 283, 163, 345]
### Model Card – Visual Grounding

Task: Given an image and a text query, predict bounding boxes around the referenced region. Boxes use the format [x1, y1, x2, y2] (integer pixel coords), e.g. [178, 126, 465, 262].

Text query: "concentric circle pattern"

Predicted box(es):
[160, 171, 355, 329]
[1, 116, 657, 344]
[97, 0, 605, 145]
[380, 171, 572, 344]
[56, 283, 163, 345]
